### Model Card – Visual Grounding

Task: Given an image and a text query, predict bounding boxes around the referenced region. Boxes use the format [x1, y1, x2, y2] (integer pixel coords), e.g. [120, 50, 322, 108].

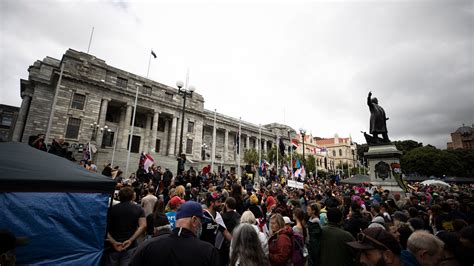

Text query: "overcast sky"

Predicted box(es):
[1, 0, 472, 148]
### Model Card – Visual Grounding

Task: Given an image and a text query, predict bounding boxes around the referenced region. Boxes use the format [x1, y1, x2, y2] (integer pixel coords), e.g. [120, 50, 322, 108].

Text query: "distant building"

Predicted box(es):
[315, 134, 358, 173]
[0, 104, 20, 142]
[447, 124, 474, 150]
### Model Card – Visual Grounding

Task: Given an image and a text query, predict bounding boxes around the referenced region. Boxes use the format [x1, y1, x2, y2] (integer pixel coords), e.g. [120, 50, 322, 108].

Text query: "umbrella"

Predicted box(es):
[421, 180, 451, 188]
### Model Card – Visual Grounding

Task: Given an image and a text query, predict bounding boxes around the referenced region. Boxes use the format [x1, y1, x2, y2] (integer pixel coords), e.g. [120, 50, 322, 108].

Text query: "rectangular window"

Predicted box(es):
[187, 121, 194, 133]
[65, 117, 81, 139]
[165, 92, 173, 101]
[0, 114, 13, 127]
[186, 138, 193, 154]
[127, 135, 141, 153]
[101, 132, 115, 148]
[116, 77, 128, 88]
[158, 117, 166, 132]
[142, 85, 152, 96]
[155, 139, 161, 153]
[71, 93, 86, 110]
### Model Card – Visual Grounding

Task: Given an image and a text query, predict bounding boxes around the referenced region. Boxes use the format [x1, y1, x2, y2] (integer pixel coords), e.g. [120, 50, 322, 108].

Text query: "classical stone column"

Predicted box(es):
[246, 135, 250, 150]
[224, 129, 229, 164]
[121, 104, 133, 149]
[151, 111, 159, 154]
[96, 98, 109, 147]
[168, 116, 178, 156]
[12, 93, 32, 142]
[143, 114, 152, 153]
[264, 139, 268, 153]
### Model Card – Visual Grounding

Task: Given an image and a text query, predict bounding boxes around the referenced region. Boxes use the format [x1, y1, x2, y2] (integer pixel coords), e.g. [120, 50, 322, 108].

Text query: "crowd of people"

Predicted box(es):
[102, 157, 474, 266]
[27, 134, 474, 265]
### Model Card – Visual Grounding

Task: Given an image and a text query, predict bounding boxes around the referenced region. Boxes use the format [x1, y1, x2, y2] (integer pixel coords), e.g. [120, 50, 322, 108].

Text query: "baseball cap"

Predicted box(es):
[176, 201, 208, 220]
[283, 216, 294, 225]
[0, 230, 29, 254]
[169, 196, 185, 208]
[206, 192, 224, 203]
[347, 227, 401, 255]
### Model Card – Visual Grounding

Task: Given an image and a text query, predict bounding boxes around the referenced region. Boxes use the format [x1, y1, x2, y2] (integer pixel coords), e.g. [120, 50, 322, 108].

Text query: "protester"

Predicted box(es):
[106, 187, 146, 266]
[240, 210, 269, 256]
[229, 223, 270, 266]
[30, 133, 47, 151]
[141, 186, 158, 217]
[0, 230, 29, 266]
[145, 199, 165, 238]
[402, 230, 445, 266]
[347, 227, 403, 266]
[220, 196, 241, 264]
[129, 201, 220, 265]
[318, 207, 355, 266]
[268, 213, 293, 266]
[165, 196, 184, 230]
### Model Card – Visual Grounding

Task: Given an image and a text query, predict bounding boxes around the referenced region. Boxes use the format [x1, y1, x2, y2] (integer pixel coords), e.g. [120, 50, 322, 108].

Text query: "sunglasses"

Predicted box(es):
[357, 232, 389, 251]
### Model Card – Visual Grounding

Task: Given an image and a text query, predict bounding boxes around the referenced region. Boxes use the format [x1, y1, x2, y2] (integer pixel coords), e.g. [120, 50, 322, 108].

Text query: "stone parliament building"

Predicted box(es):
[12, 49, 298, 173]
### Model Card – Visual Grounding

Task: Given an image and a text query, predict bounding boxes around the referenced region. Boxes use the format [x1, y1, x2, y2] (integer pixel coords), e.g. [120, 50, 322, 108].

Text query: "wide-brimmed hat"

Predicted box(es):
[347, 227, 401, 255]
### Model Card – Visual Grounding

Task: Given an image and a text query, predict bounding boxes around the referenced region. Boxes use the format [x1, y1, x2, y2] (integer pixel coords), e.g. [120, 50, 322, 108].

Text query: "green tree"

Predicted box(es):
[392, 140, 423, 155]
[243, 148, 259, 165]
[401, 146, 463, 177]
[306, 155, 316, 173]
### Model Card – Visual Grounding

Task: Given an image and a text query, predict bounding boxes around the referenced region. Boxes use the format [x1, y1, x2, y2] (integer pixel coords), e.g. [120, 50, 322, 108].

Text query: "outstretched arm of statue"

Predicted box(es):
[367, 91, 372, 106]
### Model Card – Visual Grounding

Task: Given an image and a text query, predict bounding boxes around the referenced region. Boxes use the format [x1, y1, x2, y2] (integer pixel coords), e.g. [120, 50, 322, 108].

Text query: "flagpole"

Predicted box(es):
[146, 49, 152, 78]
[237, 117, 241, 178]
[290, 133, 293, 181]
[88, 141, 92, 161]
[111, 128, 119, 166]
[211, 109, 217, 173]
[276, 135, 279, 179]
[258, 124, 261, 183]
[87, 26, 94, 54]
[125, 84, 140, 177]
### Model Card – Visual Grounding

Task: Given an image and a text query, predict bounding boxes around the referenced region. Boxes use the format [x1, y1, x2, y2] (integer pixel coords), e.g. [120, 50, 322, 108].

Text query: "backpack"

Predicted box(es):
[289, 231, 307, 266]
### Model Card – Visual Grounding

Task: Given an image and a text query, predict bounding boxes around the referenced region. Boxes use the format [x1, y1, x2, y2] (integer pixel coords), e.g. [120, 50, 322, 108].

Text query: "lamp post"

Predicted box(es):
[176, 80, 195, 175]
[299, 128, 306, 166]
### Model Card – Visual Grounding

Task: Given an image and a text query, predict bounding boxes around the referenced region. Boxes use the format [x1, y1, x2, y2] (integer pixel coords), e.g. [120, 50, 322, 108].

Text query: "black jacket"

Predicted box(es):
[129, 227, 220, 266]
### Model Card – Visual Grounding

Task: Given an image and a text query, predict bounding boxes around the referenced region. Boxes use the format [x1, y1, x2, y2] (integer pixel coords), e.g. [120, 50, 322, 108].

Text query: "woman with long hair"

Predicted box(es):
[230, 223, 269, 266]
[292, 208, 308, 242]
[268, 213, 293, 266]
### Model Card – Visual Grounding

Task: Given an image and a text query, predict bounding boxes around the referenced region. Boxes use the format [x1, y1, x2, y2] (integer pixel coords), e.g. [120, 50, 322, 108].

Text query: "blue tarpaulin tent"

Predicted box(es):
[0, 142, 116, 265]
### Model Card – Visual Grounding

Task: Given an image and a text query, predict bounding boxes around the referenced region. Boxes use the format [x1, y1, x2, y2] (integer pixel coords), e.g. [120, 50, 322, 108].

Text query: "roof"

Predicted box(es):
[455, 125, 473, 134]
[0, 142, 116, 193]
[316, 137, 351, 145]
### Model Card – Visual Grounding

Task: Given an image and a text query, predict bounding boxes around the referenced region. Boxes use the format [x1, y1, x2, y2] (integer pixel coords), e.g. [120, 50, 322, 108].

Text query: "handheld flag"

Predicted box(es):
[139, 152, 155, 172]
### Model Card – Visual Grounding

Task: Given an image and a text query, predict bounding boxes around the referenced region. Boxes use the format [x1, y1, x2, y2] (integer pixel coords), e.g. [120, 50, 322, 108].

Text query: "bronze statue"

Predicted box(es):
[364, 91, 390, 144]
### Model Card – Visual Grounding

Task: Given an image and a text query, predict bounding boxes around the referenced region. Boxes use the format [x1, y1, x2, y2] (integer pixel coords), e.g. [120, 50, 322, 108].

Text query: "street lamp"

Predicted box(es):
[176, 80, 195, 175]
[299, 128, 306, 166]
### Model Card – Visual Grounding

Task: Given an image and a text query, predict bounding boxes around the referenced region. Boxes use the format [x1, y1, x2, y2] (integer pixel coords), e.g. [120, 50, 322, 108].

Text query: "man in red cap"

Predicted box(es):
[166, 196, 185, 230]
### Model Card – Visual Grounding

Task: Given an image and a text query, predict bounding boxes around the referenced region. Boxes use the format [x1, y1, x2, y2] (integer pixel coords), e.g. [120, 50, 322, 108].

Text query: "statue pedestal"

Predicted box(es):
[364, 144, 404, 193]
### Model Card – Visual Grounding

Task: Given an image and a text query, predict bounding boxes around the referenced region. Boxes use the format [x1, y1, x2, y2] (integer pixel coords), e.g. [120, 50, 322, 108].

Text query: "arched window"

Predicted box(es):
[339, 149, 342, 157]
[332, 150, 336, 157]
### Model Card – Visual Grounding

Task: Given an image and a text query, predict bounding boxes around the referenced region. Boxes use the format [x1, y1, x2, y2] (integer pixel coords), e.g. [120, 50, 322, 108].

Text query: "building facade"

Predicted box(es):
[315, 134, 358, 173]
[13, 49, 296, 174]
[0, 104, 20, 142]
[447, 124, 474, 150]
